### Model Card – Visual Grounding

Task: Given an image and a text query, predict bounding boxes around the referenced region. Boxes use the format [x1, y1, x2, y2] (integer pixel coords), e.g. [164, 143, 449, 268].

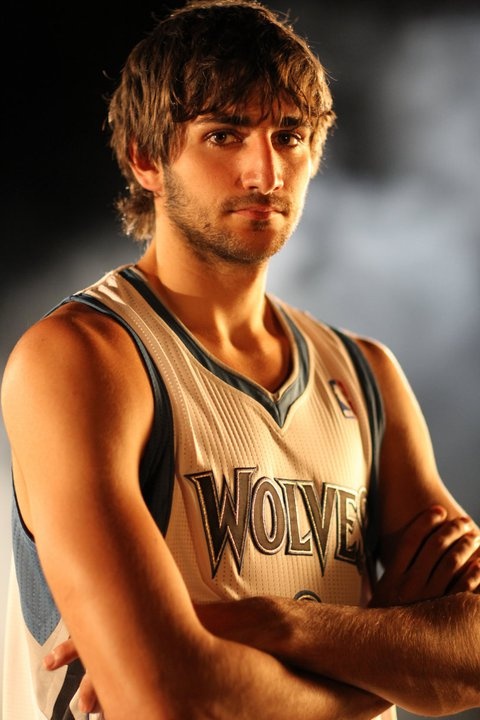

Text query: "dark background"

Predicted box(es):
[3, 0, 479, 283]
[2, 3, 479, 718]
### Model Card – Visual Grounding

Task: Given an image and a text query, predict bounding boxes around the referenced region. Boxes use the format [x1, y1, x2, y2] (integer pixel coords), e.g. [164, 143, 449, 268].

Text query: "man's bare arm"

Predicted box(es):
[198, 590, 480, 716]
[45, 643, 391, 719]
[47, 503, 480, 716]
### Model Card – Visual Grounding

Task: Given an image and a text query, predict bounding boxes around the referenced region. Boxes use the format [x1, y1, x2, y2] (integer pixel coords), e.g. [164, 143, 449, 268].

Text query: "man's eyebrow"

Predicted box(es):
[194, 114, 309, 128]
[279, 116, 310, 129]
[195, 114, 251, 126]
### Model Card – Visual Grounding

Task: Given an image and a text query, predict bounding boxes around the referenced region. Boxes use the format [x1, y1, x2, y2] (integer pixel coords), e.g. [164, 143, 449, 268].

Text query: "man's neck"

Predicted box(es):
[135, 237, 292, 393]
[137, 236, 271, 342]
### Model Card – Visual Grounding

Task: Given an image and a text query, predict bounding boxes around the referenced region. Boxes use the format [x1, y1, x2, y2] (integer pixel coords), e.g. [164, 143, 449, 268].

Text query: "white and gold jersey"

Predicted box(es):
[79, 266, 383, 605]
[4, 265, 393, 719]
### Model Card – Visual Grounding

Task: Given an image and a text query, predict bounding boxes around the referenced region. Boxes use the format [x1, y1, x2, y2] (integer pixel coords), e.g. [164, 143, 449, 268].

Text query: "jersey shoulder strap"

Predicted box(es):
[330, 327, 385, 567]
[56, 292, 175, 535]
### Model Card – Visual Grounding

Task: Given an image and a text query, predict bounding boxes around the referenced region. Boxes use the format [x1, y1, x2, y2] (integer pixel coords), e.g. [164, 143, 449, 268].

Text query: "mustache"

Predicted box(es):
[221, 193, 290, 214]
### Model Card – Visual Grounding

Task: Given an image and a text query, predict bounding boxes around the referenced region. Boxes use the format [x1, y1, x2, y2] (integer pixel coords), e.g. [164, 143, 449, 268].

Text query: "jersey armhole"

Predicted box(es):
[330, 327, 385, 571]
[58, 293, 175, 535]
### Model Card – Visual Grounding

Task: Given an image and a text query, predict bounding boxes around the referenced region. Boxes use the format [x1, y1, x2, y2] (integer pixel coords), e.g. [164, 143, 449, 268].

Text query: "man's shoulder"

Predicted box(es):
[2, 297, 137, 411]
[12, 300, 123, 358]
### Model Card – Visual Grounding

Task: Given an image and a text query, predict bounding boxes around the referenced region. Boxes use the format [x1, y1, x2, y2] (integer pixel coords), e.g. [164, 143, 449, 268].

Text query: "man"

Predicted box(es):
[2, 1, 480, 719]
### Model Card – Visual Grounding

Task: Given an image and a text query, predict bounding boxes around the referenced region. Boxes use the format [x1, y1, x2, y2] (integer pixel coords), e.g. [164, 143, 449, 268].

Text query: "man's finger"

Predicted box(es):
[393, 505, 448, 573]
[43, 638, 79, 670]
[448, 556, 480, 595]
[78, 673, 102, 714]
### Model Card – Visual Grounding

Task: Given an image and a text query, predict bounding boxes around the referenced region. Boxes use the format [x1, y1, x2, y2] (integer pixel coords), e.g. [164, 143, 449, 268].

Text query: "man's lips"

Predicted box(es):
[232, 205, 284, 219]
[225, 197, 290, 217]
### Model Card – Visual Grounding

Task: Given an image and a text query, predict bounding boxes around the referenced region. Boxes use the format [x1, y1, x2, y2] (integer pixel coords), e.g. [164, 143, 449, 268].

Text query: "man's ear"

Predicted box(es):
[129, 143, 164, 194]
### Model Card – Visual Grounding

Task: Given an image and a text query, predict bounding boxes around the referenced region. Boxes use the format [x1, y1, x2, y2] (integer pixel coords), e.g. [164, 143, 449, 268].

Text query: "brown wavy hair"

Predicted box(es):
[108, 0, 336, 241]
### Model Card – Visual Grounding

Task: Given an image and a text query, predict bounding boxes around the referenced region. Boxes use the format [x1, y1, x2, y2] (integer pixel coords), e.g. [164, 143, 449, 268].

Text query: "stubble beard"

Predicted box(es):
[162, 167, 300, 267]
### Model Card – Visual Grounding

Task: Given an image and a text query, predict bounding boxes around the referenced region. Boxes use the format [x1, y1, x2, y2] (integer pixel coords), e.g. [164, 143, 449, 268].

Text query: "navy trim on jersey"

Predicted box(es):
[51, 658, 85, 720]
[330, 328, 385, 567]
[57, 294, 176, 536]
[120, 267, 309, 428]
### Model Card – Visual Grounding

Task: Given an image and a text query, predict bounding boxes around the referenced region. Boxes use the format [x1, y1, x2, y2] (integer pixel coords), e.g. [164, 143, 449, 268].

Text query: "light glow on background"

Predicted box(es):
[1, 6, 479, 718]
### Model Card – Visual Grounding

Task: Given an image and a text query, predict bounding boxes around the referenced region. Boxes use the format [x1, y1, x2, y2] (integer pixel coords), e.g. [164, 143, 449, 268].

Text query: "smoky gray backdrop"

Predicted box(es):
[1, 2, 479, 718]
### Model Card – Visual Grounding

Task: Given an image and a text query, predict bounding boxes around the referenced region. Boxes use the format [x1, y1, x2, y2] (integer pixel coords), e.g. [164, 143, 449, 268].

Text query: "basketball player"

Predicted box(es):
[2, 2, 480, 719]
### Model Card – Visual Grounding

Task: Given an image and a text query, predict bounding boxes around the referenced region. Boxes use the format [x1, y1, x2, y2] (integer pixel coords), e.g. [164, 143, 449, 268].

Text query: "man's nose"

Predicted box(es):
[239, 137, 284, 194]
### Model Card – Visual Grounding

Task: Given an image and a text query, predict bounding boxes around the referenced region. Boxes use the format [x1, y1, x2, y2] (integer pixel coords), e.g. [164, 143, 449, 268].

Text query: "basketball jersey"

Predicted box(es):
[4, 265, 396, 720]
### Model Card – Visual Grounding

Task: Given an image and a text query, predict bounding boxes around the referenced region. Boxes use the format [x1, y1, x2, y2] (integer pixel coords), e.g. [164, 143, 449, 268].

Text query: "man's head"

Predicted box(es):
[108, 0, 336, 240]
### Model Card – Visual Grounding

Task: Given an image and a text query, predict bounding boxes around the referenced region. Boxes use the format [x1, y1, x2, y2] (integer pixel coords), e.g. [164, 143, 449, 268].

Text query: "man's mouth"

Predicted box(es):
[232, 205, 283, 219]
[225, 196, 289, 218]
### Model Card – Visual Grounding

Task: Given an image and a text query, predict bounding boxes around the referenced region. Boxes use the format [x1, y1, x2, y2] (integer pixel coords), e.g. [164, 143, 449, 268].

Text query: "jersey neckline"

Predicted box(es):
[119, 265, 310, 428]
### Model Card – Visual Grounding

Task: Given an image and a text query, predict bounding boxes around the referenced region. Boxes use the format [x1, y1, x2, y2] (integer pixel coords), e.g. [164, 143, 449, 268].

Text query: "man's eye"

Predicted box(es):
[276, 132, 301, 147]
[207, 131, 238, 145]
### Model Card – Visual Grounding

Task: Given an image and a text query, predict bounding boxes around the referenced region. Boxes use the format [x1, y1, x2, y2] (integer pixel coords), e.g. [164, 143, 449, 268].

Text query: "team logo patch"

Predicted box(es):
[329, 379, 357, 419]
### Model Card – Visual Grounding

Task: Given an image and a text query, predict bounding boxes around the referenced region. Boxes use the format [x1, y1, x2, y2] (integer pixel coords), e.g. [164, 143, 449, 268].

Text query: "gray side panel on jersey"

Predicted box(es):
[120, 267, 309, 428]
[11, 495, 60, 645]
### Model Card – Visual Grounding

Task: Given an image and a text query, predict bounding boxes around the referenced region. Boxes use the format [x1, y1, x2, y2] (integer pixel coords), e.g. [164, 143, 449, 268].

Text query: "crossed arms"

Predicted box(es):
[48, 506, 480, 717]
[3, 306, 480, 719]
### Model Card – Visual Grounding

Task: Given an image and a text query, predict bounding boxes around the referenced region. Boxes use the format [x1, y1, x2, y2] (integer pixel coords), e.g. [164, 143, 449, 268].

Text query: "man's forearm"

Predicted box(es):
[200, 593, 480, 716]
[275, 670, 391, 720]
[46, 632, 391, 720]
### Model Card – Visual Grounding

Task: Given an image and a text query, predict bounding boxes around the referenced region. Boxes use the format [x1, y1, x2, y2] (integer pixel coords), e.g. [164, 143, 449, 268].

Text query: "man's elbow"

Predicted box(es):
[443, 668, 480, 716]
[397, 678, 479, 718]
[413, 643, 480, 714]
[423, 684, 480, 717]
[430, 593, 480, 715]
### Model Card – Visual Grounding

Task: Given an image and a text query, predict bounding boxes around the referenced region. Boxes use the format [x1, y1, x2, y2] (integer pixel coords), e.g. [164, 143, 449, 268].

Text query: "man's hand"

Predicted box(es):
[371, 505, 480, 607]
[44, 645, 100, 715]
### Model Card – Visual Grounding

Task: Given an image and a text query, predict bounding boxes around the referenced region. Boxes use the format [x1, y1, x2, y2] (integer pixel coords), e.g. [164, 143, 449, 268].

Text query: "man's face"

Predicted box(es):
[160, 100, 314, 266]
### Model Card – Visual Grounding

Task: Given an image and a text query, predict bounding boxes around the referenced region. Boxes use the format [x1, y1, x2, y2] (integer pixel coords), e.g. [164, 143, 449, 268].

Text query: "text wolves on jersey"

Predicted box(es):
[187, 466, 368, 578]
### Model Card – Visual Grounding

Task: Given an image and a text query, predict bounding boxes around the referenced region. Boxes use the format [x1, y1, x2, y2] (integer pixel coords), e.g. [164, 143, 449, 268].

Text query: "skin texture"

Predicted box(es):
[3, 100, 480, 719]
